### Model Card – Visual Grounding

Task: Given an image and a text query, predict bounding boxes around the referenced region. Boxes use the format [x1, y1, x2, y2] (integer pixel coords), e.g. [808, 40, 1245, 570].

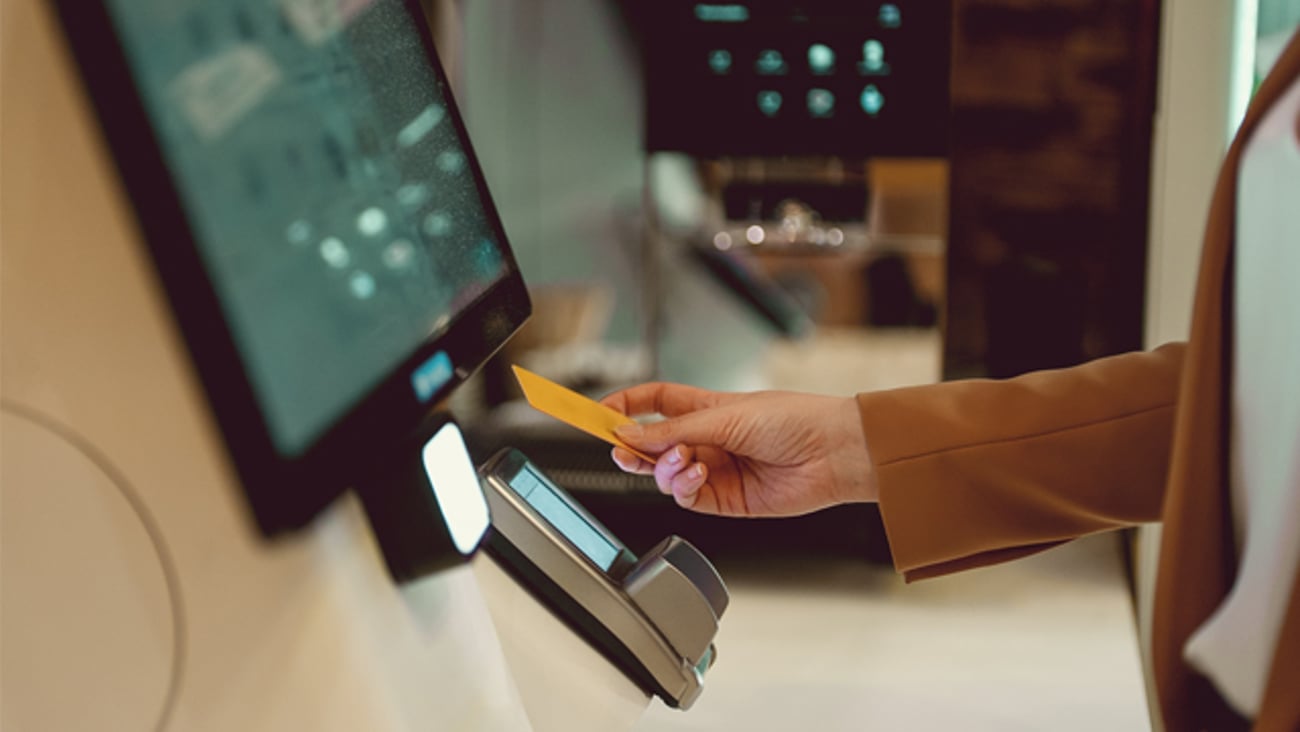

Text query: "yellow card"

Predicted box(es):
[512, 365, 657, 463]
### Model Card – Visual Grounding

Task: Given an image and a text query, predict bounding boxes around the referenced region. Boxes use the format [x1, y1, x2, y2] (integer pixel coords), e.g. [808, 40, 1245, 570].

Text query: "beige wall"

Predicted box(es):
[1138, 2, 1249, 729]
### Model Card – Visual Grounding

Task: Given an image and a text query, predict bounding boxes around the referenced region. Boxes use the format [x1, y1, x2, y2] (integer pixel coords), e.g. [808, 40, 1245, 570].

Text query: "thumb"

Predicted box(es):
[615, 410, 735, 454]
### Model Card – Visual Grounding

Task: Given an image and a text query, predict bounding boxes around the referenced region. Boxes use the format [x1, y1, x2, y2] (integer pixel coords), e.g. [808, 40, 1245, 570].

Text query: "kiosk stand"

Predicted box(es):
[1, 1, 723, 729]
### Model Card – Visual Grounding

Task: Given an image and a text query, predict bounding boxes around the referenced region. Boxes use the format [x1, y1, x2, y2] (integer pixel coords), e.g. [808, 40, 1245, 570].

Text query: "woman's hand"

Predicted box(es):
[601, 382, 877, 517]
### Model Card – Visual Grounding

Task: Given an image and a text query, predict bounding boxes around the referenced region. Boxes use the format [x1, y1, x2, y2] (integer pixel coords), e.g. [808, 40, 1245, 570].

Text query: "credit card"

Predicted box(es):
[512, 365, 657, 463]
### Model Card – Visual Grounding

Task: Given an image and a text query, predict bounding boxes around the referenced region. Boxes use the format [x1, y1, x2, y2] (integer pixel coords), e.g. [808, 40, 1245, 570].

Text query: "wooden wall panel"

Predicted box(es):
[944, 0, 1162, 378]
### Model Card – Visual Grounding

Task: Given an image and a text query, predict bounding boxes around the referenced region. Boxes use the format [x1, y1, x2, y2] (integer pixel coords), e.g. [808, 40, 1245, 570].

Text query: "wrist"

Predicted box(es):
[831, 395, 879, 504]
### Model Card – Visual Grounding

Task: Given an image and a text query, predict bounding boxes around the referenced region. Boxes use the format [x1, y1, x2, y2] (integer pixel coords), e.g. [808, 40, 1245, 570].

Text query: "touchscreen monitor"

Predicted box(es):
[54, 0, 530, 533]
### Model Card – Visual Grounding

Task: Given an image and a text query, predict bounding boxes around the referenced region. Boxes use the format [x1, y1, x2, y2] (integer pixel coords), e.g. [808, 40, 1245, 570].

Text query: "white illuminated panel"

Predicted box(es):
[421, 423, 490, 555]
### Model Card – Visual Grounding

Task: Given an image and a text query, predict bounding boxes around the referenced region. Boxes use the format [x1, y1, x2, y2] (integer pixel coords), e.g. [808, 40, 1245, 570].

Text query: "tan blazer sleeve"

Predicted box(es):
[858, 343, 1185, 581]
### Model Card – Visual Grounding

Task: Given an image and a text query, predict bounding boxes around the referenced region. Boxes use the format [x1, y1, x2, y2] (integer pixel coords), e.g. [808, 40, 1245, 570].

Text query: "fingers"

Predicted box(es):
[669, 463, 707, 509]
[611, 444, 708, 509]
[614, 408, 737, 454]
[653, 445, 707, 508]
[610, 446, 653, 475]
[652, 444, 692, 489]
[601, 382, 731, 419]
[604, 383, 748, 456]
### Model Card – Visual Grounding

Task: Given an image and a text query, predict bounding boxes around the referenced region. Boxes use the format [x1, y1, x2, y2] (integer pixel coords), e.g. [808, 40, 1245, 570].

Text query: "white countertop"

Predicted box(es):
[633, 534, 1151, 731]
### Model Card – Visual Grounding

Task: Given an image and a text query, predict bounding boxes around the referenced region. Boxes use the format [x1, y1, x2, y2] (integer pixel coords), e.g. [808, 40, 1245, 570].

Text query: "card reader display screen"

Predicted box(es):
[101, 0, 510, 455]
[508, 464, 621, 572]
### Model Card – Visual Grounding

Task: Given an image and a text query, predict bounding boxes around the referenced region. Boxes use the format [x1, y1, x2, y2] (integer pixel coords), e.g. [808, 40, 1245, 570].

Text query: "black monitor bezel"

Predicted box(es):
[50, 0, 531, 535]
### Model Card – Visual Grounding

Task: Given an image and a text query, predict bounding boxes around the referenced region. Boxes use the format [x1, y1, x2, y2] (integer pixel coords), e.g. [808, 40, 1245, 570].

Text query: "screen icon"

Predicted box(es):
[695, 3, 751, 23]
[349, 271, 377, 300]
[708, 49, 733, 74]
[412, 350, 454, 403]
[755, 49, 788, 75]
[858, 40, 890, 75]
[860, 85, 884, 116]
[807, 88, 835, 118]
[879, 3, 902, 28]
[319, 236, 350, 269]
[807, 43, 835, 75]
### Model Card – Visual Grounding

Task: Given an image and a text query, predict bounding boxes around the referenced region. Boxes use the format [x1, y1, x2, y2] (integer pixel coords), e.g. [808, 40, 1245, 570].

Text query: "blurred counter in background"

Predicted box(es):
[626, 324, 1149, 730]
[632, 535, 1150, 732]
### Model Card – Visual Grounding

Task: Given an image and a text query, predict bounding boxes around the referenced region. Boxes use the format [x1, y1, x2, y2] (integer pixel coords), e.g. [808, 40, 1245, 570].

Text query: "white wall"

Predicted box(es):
[459, 0, 648, 343]
[452, 2, 772, 389]
[1138, 3, 1248, 729]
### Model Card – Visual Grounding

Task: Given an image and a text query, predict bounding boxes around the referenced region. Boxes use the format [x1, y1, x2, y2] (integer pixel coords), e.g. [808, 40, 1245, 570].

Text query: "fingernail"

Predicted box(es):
[667, 446, 684, 465]
[681, 464, 706, 495]
[678, 467, 704, 507]
[614, 424, 643, 440]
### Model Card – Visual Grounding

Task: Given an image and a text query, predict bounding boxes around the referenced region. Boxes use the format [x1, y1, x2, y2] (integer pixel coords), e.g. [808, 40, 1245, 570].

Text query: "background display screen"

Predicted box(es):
[509, 464, 622, 572]
[643, 0, 951, 156]
[102, 0, 511, 455]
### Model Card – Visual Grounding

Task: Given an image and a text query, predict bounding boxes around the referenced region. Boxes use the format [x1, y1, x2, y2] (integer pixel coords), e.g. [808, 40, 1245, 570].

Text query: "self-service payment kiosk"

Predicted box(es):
[0, 1, 725, 729]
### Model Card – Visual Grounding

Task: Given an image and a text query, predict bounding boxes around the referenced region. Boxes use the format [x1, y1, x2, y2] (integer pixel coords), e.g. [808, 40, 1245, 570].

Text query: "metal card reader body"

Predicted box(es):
[479, 448, 728, 709]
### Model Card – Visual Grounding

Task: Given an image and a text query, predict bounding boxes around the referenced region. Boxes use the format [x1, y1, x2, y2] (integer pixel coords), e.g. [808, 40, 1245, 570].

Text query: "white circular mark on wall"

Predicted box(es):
[1, 411, 179, 732]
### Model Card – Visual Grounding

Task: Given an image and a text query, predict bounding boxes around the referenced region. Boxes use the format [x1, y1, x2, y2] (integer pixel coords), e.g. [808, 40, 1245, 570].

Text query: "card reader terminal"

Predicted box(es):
[480, 448, 728, 709]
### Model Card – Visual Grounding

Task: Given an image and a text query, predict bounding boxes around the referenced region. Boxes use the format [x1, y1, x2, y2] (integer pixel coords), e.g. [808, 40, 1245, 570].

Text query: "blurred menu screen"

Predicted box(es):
[102, 0, 510, 455]
[643, 1, 951, 156]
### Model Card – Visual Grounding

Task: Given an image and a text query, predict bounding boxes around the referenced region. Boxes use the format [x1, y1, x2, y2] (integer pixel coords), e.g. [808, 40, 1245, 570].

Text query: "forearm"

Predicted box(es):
[857, 343, 1186, 581]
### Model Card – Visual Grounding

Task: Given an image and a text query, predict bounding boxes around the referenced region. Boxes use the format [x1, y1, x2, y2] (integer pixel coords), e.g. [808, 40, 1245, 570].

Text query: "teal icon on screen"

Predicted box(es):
[879, 3, 901, 28]
[436, 150, 466, 174]
[807, 43, 835, 74]
[319, 236, 350, 269]
[757, 90, 783, 117]
[807, 88, 835, 118]
[357, 206, 388, 237]
[423, 210, 452, 237]
[708, 49, 733, 74]
[860, 85, 884, 116]
[755, 49, 788, 75]
[286, 219, 311, 245]
[411, 350, 453, 403]
[858, 40, 890, 75]
[349, 271, 377, 300]
[694, 4, 750, 22]
[476, 238, 502, 277]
